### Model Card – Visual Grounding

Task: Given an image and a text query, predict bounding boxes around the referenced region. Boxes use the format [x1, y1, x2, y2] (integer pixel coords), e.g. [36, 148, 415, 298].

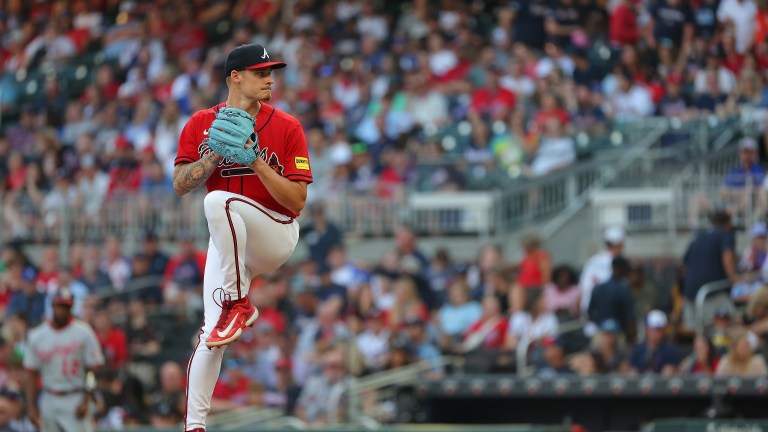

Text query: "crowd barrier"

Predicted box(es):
[420, 375, 768, 432]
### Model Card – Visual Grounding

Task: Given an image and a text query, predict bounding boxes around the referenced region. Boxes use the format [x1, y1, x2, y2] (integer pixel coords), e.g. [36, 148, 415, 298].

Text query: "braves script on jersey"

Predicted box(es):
[24, 320, 104, 391]
[175, 102, 313, 217]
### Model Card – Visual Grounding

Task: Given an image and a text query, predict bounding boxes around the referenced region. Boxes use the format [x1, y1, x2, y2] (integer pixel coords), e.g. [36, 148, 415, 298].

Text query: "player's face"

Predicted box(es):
[241, 68, 274, 101]
[52, 304, 72, 326]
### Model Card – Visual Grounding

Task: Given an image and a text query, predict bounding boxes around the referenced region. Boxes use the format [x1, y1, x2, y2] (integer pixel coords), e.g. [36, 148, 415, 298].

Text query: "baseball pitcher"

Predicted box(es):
[173, 44, 312, 432]
[24, 287, 105, 432]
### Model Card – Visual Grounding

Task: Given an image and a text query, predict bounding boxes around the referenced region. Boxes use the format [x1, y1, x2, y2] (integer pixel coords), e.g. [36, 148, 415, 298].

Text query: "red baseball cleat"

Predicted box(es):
[206, 296, 259, 348]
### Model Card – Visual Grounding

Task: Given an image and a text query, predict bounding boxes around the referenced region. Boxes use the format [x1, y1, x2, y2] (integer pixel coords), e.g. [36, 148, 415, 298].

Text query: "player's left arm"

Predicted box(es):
[250, 157, 308, 214]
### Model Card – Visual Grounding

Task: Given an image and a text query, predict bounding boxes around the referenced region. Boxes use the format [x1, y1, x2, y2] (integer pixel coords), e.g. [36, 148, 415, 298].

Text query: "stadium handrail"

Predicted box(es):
[534, 118, 669, 240]
[694, 274, 751, 335]
[515, 319, 586, 377]
[347, 355, 452, 426]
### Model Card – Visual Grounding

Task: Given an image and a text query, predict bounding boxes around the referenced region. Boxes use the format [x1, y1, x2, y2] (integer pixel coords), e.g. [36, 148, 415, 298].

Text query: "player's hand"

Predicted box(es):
[75, 399, 89, 419]
[207, 107, 260, 166]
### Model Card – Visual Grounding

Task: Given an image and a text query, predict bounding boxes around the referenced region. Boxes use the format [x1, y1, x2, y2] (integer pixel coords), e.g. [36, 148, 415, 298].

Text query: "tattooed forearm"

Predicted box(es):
[173, 152, 223, 195]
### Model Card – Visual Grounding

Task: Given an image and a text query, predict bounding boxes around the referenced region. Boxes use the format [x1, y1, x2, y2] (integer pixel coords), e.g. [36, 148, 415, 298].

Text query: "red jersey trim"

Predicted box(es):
[226, 197, 295, 225]
[224, 203, 243, 298]
[285, 173, 313, 181]
[257, 104, 275, 132]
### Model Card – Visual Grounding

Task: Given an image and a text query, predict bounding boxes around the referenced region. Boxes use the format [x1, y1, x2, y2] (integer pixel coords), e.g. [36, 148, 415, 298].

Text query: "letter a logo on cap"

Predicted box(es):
[262, 48, 269, 59]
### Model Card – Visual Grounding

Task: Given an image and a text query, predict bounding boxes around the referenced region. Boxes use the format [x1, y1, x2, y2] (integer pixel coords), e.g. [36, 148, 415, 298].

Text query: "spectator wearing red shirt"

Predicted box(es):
[93, 310, 128, 369]
[5, 152, 25, 191]
[248, 280, 287, 335]
[376, 149, 409, 200]
[679, 334, 720, 376]
[468, 67, 517, 123]
[34, 246, 59, 295]
[212, 358, 252, 411]
[166, 7, 207, 55]
[516, 235, 552, 290]
[107, 137, 142, 197]
[461, 295, 509, 353]
[531, 92, 570, 134]
[610, 0, 641, 46]
[162, 232, 206, 306]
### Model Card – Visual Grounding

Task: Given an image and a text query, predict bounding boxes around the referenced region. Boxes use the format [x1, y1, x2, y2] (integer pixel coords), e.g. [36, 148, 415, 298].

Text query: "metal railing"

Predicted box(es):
[0, 189, 209, 250]
[533, 118, 671, 239]
[0, 115, 754, 251]
[515, 319, 586, 377]
[694, 276, 742, 335]
[347, 356, 452, 426]
[671, 145, 755, 230]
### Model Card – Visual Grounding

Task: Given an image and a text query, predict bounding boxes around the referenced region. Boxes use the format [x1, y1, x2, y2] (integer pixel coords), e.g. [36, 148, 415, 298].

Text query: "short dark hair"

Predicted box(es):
[709, 210, 731, 227]
[611, 256, 630, 272]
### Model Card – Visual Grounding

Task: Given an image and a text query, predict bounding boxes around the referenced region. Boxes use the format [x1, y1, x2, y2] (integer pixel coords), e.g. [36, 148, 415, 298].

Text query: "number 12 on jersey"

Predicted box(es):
[61, 358, 80, 377]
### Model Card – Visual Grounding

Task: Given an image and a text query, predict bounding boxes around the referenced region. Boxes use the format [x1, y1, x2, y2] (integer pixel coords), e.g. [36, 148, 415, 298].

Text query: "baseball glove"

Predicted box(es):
[207, 107, 260, 166]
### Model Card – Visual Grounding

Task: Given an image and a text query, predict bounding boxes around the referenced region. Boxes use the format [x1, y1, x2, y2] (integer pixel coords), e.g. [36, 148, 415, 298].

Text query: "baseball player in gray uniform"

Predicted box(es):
[24, 287, 104, 432]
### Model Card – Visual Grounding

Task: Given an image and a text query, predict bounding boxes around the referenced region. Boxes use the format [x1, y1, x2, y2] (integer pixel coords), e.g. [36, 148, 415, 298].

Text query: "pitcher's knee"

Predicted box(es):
[204, 191, 231, 218]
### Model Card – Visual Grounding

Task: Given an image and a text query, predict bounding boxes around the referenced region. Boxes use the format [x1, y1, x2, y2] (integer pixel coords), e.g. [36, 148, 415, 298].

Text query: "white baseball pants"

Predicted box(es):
[184, 190, 299, 431]
[40, 392, 93, 432]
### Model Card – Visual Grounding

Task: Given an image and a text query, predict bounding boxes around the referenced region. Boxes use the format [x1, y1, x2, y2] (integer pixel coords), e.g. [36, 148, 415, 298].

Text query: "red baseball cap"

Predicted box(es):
[275, 357, 292, 370]
[225, 44, 287, 76]
[52, 287, 75, 307]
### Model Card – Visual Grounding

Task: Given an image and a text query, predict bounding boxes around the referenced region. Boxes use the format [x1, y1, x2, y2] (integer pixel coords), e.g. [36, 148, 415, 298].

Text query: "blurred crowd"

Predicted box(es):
[0, 205, 766, 428]
[3, 0, 768, 236]
[0, 0, 767, 429]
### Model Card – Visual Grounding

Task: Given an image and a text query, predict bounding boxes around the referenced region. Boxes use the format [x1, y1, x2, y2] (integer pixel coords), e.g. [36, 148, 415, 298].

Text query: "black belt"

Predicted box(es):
[44, 388, 84, 396]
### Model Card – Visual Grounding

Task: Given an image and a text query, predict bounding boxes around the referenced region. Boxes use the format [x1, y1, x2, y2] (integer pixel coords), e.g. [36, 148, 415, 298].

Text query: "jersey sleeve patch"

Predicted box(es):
[294, 156, 310, 170]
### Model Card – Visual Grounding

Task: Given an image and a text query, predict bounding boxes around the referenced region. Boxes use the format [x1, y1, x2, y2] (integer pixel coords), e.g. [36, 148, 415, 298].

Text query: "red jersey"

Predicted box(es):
[175, 102, 313, 217]
[517, 250, 551, 289]
[98, 328, 128, 369]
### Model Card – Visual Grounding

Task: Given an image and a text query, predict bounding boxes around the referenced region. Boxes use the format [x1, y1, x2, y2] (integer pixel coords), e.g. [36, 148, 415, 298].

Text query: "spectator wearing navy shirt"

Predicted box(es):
[300, 202, 343, 269]
[657, 72, 691, 117]
[682, 210, 736, 330]
[588, 256, 637, 344]
[510, 0, 549, 50]
[545, 0, 582, 50]
[629, 310, 679, 376]
[647, 0, 694, 49]
[138, 230, 170, 277]
[693, 0, 722, 41]
[6, 268, 46, 327]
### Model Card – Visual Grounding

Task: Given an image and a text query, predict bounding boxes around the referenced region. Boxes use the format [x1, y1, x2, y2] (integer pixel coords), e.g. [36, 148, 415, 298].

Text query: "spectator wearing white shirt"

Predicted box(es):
[717, 0, 757, 54]
[504, 289, 559, 352]
[356, 2, 388, 42]
[500, 59, 536, 98]
[579, 225, 627, 315]
[406, 72, 449, 128]
[427, 33, 459, 78]
[154, 100, 189, 180]
[694, 47, 736, 95]
[42, 169, 79, 229]
[75, 154, 109, 223]
[100, 236, 132, 291]
[606, 67, 654, 121]
[527, 118, 576, 178]
[535, 41, 575, 78]
[355, 311, 391, 372]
